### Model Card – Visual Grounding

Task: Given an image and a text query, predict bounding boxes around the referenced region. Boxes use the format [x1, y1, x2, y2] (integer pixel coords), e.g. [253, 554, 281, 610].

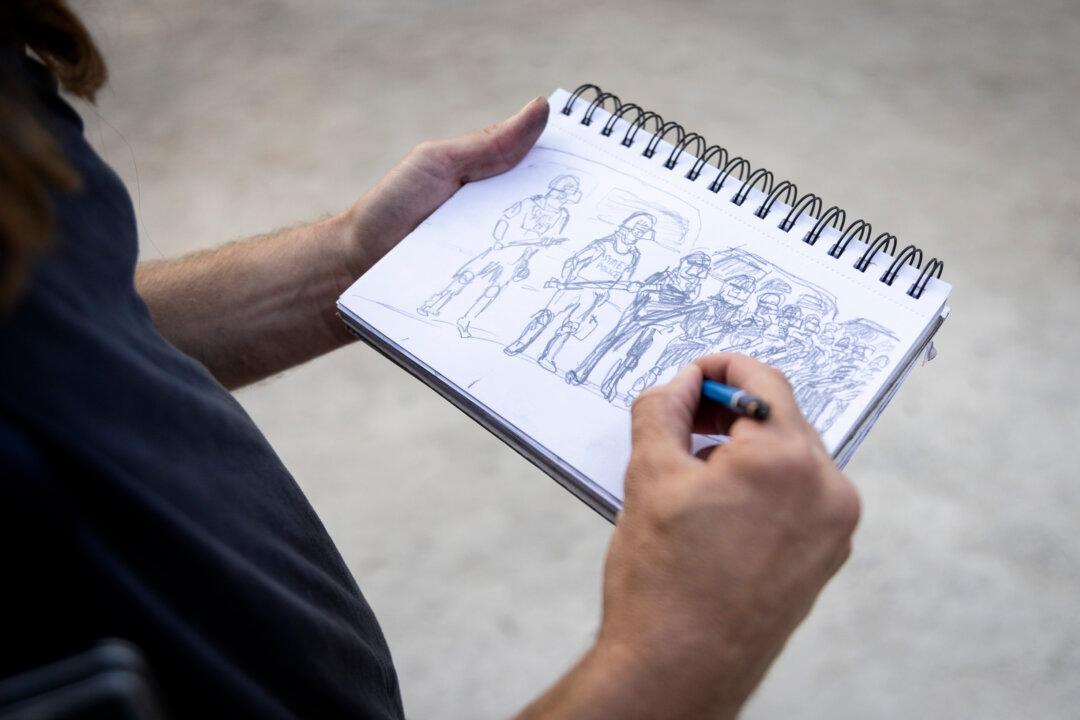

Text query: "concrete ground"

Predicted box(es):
[76, 0, 1079, 716]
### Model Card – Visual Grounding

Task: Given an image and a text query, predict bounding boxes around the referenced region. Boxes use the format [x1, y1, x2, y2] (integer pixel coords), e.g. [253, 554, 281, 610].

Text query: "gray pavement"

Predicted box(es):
[76, 0, 1080, 716]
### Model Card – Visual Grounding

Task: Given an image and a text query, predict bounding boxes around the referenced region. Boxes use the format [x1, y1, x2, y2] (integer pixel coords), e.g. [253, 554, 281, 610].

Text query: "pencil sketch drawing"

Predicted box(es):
[594, 188, 691, 251]
[401, 158, 898, 435]
[503, 211, 651, 371]
[786, 319, 895, 430]
[629, 271, 759, 396]
[418, 174, 582, 337]
[609, 248, 899, 432]
[563, 251, 712, 400]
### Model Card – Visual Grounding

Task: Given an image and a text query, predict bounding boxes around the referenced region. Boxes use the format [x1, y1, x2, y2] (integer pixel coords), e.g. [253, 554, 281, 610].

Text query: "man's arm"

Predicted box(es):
[136, 97, 549, 389]
[516, 354, 860, 719]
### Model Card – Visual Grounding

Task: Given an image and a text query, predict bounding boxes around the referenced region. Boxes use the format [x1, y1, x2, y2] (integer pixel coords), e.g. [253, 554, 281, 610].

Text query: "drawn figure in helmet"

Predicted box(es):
[564, 251, 710, 402]
[417, 174, 582, 337]
[750, 303, 803, 361]
[503, 211, 653, 371]
[629, 273, 758, 398]
[725, 291, 784, 351]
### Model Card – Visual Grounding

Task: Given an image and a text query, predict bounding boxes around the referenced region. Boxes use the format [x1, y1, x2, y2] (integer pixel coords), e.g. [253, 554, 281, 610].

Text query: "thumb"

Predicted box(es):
[630, 363, 703, 458]
[438, 97, 549, 184]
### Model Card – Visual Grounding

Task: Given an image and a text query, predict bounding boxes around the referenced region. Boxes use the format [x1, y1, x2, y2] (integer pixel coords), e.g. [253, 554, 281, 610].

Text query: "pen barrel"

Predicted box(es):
[701, 380, 736, 406]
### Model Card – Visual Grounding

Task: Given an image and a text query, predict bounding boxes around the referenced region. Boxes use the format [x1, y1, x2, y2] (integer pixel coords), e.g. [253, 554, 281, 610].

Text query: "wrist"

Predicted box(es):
[516, 641, 649, 720]
[294, 210, 366, 350]
[337, 187, 412, 282]
[518, 637, 741, 720]
[324, 208, 366, 286]
[592, 606, 774, 720]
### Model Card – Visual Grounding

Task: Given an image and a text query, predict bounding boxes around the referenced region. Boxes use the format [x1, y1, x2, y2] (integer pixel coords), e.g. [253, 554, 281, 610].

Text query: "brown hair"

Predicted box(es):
[0, 0, 107, 311]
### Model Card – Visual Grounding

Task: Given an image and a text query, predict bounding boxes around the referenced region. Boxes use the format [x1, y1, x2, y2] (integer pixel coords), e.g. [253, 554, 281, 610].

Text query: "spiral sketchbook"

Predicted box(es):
[337, 84, 951, 522]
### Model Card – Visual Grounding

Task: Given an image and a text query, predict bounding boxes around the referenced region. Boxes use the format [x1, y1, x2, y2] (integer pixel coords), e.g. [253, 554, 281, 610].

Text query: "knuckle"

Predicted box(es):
[767, 364, 794, 391]
[630, 389, 675, 432]
[628, 445, 673, 479]
[732, 435, 829, 493]
[411, 139, 454, 172]
[630, 386, 667, 415]
[642, 483, 696, 533]
[833, 536, 854, 568]
[410, 139, 438, 159]
[769, 436, 820, 481]
[827, 477, 862, 537]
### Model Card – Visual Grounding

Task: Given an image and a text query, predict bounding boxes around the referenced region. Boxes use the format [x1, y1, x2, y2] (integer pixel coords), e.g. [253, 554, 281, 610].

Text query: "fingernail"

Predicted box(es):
[673, 364, 697, 384]
[518, 96, 546, 114]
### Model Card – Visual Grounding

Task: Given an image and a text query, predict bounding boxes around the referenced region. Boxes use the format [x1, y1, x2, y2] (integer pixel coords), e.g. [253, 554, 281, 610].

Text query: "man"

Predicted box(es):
[564, 251, 710, 400]
[418, 174, 580, 337]
[2, 5, 860, 718]
[504, 211, 650, 371]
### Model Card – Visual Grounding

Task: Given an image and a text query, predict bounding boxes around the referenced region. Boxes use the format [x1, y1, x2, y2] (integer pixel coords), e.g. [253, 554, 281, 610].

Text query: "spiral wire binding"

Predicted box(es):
[561, 84, 945, 299]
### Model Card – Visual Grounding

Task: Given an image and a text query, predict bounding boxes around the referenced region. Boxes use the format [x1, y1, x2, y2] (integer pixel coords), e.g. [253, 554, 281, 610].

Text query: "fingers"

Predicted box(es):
[691, 353, 807, 437]
[630, 364, 703, 460]
[435, 97, 549, 185]
[691, 401, 739, 437]
[347, 98, 549, 274]
[631, 353, 805, 461]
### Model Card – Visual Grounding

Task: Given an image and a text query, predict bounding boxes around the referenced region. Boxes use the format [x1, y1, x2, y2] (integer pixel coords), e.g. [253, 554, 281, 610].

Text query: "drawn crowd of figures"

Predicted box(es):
[415, 174, 899, 433]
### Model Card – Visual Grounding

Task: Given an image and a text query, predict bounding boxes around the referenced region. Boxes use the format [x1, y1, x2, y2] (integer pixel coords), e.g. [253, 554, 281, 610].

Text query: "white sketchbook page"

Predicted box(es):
[339, 88, 951, 501]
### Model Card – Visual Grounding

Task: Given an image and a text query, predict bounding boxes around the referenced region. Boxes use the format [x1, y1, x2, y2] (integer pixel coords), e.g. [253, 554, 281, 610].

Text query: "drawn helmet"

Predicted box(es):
[870, 354, 889, 371]
[721, 274, 758, 303]
[778, 304, 803, 327]
[756, 292, 782, 314]
[618, 212, 657, 243]
[547, 174, 582, 204]
[678, 251, 711, 279]
[803, 314, 822, 334]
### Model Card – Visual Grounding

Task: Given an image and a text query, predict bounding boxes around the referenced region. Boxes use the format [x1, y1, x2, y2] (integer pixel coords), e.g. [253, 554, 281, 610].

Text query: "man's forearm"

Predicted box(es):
[515, 640, 744, 720]
[135, 97, 550, 390]
[136, 212, 357, 389]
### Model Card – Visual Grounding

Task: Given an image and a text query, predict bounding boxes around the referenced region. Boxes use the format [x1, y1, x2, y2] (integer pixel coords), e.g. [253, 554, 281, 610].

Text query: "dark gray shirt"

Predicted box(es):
[0, 48, 403, 719]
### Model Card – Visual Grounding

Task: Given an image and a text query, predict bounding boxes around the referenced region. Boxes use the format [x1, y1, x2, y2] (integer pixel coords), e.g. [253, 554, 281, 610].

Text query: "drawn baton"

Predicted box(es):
[542, 278, 640, 291]
[501, 236, 571, 249]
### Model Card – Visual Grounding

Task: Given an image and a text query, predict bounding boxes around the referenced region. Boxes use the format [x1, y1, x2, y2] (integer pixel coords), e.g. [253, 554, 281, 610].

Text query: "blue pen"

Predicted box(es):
[702, 380, 770, 420]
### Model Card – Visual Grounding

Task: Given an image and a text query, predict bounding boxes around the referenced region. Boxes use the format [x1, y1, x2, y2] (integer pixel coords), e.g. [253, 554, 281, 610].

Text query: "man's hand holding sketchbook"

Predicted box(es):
[337, 83, 950, 718]
[337, 83, 951, 521]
